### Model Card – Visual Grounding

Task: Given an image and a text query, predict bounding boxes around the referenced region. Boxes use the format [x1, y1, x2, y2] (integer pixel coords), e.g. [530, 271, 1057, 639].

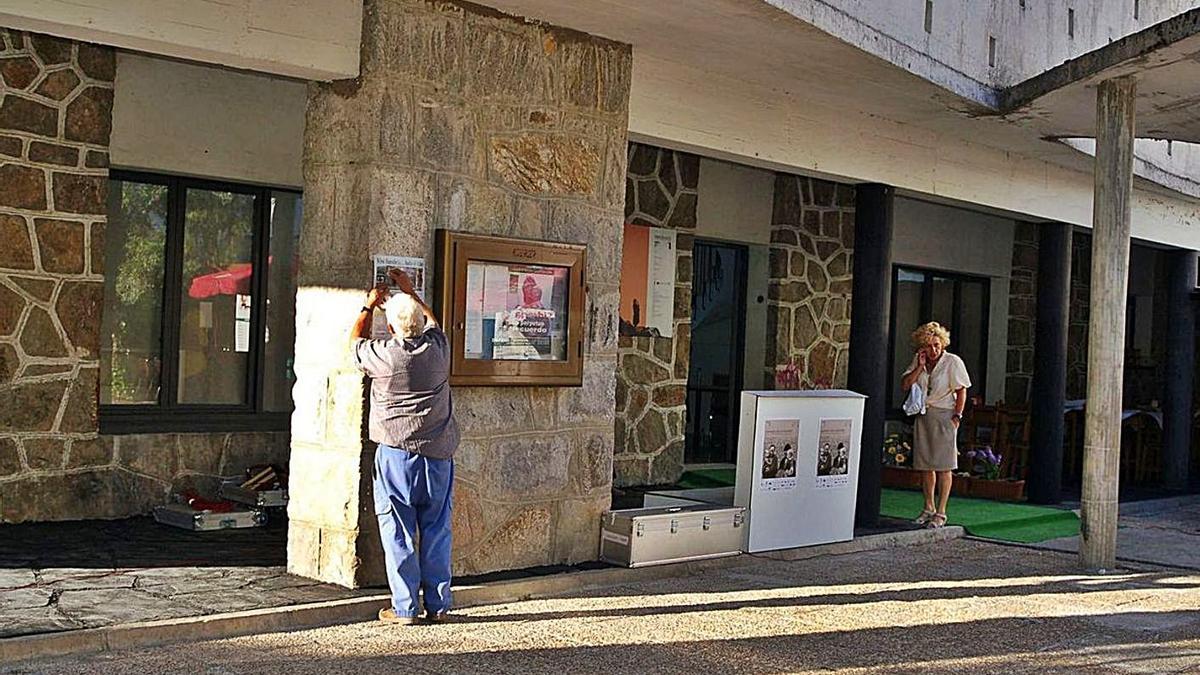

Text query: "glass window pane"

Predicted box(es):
[264, 192, 302, 412]
[463, 262, 570, 361]
[100, 180, 168, 405]
[892, 269, 925, 405]
[690, 245, 740, 389]
[957, 280, 986, 393]
[177, 188, 256, 405]
[931, 275, 954, 327]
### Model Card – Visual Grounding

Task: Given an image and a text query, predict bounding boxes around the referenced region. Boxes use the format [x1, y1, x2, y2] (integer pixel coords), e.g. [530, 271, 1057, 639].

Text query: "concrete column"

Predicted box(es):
[848, 184, 893, 527]
[1028, 222, 1072, 504]
[1162, 250, 1198, 491]
[1080, 77, 1137, 571]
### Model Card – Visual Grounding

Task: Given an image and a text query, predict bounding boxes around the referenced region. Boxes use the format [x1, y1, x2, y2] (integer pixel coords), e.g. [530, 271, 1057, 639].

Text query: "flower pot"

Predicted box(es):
[881, 465, 923, 490]
[969, 478, 1026, 502]
[951, 473, 972, 497]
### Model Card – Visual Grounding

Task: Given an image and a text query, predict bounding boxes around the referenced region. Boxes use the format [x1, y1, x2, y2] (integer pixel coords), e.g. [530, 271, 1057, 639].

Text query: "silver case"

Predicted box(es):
[153, 503, 267, 531]
[600, 505, 745, 568]
[219, 482, 289, 508]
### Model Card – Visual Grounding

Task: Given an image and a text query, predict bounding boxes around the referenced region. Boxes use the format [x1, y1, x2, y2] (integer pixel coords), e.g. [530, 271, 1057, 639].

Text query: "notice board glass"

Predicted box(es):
[436, 230, 586, 386]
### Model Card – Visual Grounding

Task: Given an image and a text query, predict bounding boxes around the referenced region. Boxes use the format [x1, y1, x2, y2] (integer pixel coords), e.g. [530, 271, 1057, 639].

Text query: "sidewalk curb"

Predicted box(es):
[0, 526, 962, 665]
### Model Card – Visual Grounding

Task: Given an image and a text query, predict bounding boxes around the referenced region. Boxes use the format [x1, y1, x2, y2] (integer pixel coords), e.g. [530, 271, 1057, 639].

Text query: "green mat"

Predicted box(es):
[880, 488, 1080, 543]
[677, 468, 737, 489]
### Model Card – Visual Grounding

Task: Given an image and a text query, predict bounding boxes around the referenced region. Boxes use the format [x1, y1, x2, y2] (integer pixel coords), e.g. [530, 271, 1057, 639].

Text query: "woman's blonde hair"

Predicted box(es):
[911, 321, 951, 349]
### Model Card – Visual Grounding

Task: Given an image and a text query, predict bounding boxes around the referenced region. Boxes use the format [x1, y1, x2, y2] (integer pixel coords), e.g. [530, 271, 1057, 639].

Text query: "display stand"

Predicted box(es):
[734, 390, 866, 552]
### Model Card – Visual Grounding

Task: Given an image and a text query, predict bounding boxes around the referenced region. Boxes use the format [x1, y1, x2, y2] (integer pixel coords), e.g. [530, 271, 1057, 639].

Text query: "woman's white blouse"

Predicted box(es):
[903, 352, 972, 409]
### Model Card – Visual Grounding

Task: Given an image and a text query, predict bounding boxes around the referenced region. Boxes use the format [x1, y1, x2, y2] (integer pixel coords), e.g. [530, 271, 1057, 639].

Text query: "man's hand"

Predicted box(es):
[387, 268, 415, 296]
[366, 282, 390, 309]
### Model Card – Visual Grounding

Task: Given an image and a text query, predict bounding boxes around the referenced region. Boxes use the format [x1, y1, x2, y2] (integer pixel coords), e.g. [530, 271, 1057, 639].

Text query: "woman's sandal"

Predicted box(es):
[913, 509, 935, 526]
[926, 513, 947, 529]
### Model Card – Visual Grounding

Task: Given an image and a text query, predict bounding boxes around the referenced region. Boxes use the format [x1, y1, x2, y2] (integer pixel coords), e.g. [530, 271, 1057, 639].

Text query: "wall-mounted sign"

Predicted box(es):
[619, 223, 676, 338]
[436, 230, 586, 387]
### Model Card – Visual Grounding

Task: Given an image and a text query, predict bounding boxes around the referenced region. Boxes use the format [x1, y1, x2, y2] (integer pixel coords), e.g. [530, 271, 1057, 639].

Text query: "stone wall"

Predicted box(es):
[765, 174, 855, 388]
[613, 143, 696, 487]
[1066, 232, 1092, 400]
[1005, 222, 1038, 405]
[291, 0, 631, 585]
[0, 29, 117, 522]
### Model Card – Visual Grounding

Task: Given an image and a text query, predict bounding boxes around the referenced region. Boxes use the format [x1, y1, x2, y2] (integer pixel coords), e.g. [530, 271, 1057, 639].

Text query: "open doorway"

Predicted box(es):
[685, 240, 748, 464]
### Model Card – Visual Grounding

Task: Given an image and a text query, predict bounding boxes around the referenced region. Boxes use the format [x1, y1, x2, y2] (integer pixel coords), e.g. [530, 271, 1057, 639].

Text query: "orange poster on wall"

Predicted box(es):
[619, 223, 675, 338]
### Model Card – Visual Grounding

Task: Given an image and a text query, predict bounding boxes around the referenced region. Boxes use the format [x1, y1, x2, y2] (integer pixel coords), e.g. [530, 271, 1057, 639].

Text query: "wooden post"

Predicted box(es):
[849, 184, 894, 527]
[1080, 77, 1136, 571]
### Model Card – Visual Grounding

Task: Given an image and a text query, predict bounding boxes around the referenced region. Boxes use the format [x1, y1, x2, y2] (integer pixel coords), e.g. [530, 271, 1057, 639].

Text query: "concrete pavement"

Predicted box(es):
[1038, 495, 1200, 570]
[7, 538, 1200, 674]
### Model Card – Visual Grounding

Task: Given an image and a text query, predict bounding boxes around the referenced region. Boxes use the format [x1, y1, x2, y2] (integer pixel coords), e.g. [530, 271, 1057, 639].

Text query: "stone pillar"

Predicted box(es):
[1161, 250, 1197, 491]
[288, 0, 632, 587]
[848, 183, 892, 527]
[1080, 77, 1136, 571]
[0, 30, 115, 521]
[1028, 222, 1072, 504]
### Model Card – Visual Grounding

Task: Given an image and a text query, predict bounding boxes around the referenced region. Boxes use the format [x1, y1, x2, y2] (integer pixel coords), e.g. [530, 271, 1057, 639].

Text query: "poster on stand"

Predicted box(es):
[815, 418, 853, 489]
[371, 255, 427, 339]
[760, 419, 799, 491]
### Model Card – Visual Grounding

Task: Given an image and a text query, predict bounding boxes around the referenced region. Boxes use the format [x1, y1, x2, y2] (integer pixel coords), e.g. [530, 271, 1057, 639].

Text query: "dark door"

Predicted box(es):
[686, 240, 748, 464]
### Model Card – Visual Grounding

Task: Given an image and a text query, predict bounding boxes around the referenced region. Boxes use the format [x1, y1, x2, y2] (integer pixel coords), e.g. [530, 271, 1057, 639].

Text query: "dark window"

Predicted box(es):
[887, 266, 989, 413]
[99, 171, 302, 433]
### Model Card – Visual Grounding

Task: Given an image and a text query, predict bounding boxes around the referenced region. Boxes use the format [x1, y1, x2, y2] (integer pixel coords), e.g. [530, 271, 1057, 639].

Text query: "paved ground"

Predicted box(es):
[7, 539, 1200, 675]
[1039, 496, 1200, 570]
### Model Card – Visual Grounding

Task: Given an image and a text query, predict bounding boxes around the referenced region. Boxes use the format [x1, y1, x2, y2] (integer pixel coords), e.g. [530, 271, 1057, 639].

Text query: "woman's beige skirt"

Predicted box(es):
[913, 408, 958, 471]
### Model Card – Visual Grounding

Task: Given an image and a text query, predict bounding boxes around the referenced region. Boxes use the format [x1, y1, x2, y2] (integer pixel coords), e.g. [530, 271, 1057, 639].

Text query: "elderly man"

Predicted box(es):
[350, 269, 459, 625]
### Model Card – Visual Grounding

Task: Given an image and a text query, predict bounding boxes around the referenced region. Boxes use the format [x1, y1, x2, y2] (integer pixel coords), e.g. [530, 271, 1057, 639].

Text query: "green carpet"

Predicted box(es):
[677, 468, 737, 489]
[880, 488, 1080, 543]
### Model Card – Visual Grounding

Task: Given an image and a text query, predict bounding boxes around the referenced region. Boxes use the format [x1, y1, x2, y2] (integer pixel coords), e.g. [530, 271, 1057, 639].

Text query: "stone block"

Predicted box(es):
[612, 455, 650, 487]
[489, 133, 601, 197]
[304, 85, 383, 166]
[0, 379, 67, 432]
[648, 440, 684, 485]
[634, 408, 669, 456]
[485, 433, 571, 499]
[585, 285, 620, 355]
[0, 164, 47, 210]
[67, 435, 112, 469]
[30, 35, 72, 64]
[461, 505, 554, 575]
[667, 192, 697, 229]
[828, 251, 851, 278]
[811, 178, 836, 206]
[52, 172, 106, 214]
[463, 18, 553, 105]
[370, 0, 464, 90]
[317, 526, 362, 589]
[84, 150, 107, 168]
[545, 201, 621, 278]
[35, 69, 80, 100]
[24, 437, 64, 470]
[0, 134, 21, 157]
[117, 433, 178, 482]
[0, 343, 16, 383]
[652, 384, 685, 408]
[0, 436, 20, 476]
[526, 387, 559, 431]
[621, 352, 670, 386]
[599, 130, 629, 211]
[553, 496, 608, 563]
[414, 98, 483, 177]
[0, 96, 56, 137]
[0, 469, 166, 523]
[12, 276, 55, 302]
[56, 280, 103, 354]
[34, 218, 85, 273]
[809, 341, 837, 384]
[792, 305, 819, 351]
[569, 431, 613, 495]
[20, 306, 68, 358]
[28, 142, 79, 167]
[454, 386, 534, 438]
[434, 174, 511, 237]
[176, 433, 227, 475]
[63, 87, 113, 145]
[77, 43, 115, 81]
[285, 445, 365, 530]
[557, 357, 617, 425]
[673, 326, 690, 380]
[772, 174, 800, 226]
[0, 215, 34, 271]
[285, 520, 322, 581]
[0, 284, 23, 337]
[0, 56, 38, 89]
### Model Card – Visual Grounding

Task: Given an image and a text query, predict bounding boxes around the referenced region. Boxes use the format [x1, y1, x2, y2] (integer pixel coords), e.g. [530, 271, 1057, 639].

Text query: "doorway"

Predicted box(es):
[685, 240, 748, 464]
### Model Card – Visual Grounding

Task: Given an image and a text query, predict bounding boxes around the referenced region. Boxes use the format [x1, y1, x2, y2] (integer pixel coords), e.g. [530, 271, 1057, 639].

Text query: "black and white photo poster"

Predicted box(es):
[815, 418, 852, 489]
[760, 419, 799, 491]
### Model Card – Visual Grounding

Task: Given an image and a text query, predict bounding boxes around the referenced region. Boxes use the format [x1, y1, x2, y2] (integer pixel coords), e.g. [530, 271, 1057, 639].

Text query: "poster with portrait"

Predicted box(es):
[815, 418, 853, 489]
[760, 419, 799, 491]
[463, 262, 569, 361]
[619, 223, 675, 338]
[371, 255, 427, 339]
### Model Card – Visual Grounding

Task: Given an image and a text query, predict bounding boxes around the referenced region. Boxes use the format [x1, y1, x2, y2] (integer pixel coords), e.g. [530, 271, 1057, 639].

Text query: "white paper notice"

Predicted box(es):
[234, 294, 251, 353]
[371, 254, 427, 339]
[647, 228, 676, 338]
[760, 418, 799, 492]
[815, 418, 853, 489]
[465, 264, 485, 357]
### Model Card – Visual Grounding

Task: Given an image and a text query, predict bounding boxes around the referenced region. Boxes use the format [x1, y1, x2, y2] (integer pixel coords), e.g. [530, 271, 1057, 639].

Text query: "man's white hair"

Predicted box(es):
[384, 293, 425, 338]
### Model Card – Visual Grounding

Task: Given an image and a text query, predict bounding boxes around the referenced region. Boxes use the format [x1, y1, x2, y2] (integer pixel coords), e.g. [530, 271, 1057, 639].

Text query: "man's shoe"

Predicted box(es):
[378, 608, 420, 625]
[424, 611, 450, 624]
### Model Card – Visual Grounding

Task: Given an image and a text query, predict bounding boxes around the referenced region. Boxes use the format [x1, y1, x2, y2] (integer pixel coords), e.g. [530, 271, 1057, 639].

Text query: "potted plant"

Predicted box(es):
[880, 430, 922, 489]
[963, 446, 1025, 501]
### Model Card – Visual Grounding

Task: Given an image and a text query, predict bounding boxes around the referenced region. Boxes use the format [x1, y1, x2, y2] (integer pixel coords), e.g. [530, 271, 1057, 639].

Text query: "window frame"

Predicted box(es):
[885, 264, 991, 415]
[99, 169, 300, 434]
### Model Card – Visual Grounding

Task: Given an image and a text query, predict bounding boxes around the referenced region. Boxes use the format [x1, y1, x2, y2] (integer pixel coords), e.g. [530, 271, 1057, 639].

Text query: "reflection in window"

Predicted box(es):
[100, 180, 168, 405]
[264, 192, 302, 412]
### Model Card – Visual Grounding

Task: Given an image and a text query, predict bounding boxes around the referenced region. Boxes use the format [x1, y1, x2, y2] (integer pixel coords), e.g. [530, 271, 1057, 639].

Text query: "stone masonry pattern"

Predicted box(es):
[0, 29, 116, 522]
[613, 143, 696, 487]
[1005, 222, 1038, 405]
[766, 173, 855, 388]
[293, 0, 632, 584]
